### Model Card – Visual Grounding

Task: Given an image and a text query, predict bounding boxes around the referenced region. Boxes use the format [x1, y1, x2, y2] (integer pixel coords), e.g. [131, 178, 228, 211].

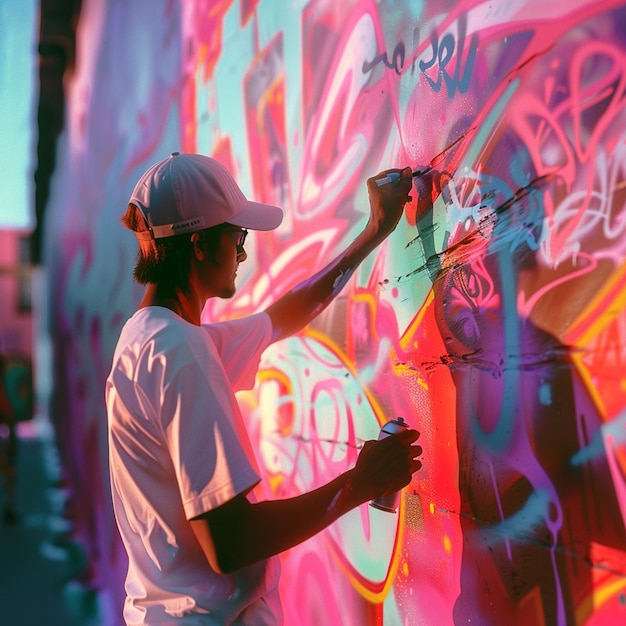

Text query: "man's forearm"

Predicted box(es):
[265, 167, 413, 340]
[206, 469, 362, 574]
[265, 224, 385, 341]
[194, 428, 421, 574]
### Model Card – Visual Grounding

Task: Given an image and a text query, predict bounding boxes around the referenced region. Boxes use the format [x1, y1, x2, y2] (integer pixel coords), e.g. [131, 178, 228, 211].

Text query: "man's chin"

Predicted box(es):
[219, 286, 236, 299]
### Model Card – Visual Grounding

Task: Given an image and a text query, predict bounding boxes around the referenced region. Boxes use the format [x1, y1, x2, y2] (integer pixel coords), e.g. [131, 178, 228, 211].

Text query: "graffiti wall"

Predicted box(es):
[42, 0, 626, 623]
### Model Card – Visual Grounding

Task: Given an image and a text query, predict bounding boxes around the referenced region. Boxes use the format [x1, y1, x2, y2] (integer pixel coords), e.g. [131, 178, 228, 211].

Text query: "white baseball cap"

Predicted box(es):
[129, 152, 283, 240]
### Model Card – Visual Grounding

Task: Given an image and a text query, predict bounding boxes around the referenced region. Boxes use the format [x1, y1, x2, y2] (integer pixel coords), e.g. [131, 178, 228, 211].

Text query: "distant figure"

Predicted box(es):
[0, 351, 18, 524]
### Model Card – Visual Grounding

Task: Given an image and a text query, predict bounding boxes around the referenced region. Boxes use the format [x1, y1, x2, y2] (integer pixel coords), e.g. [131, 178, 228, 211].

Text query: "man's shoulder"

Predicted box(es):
[202, 311, 271, 341]
[127, 307, 200, 338]
[116, 307, 211, 366]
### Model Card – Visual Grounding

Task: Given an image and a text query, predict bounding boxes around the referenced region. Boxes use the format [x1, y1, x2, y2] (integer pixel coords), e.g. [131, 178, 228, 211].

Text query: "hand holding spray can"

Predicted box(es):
[369, 417, 408, 513]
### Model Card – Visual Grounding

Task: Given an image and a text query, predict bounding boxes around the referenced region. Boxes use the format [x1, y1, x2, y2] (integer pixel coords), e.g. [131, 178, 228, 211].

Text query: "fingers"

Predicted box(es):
[377, 428, 420, 452]
[354, 426, 424, 499]
[369, 167, 413, 189]
[365, 166, 413, 237]
[387, 428, 421, 450]
[396, 429, 423, 475]
[398, 428, 420, 443]
[401, 166, 413, 179]
[375, 429, 423, 472]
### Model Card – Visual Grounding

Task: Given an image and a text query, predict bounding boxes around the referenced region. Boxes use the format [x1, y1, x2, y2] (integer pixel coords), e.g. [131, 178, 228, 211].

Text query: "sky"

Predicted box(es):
[0, 0, 38, 230]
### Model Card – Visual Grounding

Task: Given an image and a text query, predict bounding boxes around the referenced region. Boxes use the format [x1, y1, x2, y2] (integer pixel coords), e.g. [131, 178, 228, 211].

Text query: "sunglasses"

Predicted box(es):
[222, 227, 248, 251]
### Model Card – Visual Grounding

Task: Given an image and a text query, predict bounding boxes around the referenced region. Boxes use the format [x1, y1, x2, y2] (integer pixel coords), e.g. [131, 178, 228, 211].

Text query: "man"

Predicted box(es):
[106, 152, 422, 625]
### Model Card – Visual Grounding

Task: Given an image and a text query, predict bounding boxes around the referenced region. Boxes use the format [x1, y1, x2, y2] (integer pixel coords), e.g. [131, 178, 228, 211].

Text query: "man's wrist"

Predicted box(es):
[326, 472, 355, 517]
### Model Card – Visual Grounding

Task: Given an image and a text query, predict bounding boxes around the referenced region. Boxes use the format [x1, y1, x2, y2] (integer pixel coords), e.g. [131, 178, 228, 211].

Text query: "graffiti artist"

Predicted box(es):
[105, 152, 422, 625]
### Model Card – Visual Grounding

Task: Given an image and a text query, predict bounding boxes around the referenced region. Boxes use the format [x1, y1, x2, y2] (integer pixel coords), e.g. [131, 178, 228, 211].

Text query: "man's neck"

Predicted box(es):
[139, 284, 203, 326]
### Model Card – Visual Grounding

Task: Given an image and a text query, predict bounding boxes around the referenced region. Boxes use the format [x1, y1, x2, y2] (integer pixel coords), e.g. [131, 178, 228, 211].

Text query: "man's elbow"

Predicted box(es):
[206, 543, 252, 574]
[190, 518, 227, 573]
[189, 517, 247, 574]
[212, 551, 242, 575]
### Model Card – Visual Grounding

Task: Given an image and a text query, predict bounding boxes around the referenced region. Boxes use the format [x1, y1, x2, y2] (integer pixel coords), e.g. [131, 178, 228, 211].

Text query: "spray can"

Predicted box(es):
[369, 417, 408, 513]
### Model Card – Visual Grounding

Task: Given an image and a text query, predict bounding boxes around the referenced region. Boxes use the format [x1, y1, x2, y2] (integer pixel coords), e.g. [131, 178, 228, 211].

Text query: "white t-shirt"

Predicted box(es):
[106, 307, 282, 625]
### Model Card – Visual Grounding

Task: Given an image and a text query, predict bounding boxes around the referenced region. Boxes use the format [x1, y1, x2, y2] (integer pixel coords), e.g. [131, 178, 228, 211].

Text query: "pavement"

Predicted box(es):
[0, 419, 103, 626]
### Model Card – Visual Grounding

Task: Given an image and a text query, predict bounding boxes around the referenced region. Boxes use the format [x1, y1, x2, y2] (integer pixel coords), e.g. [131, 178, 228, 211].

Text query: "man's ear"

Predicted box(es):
[190, 232, 205, 261]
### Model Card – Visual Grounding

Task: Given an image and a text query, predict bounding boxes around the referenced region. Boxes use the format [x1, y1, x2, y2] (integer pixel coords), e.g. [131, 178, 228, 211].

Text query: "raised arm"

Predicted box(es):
[265, 167, 414, 341]
[190, 428, 422, 574]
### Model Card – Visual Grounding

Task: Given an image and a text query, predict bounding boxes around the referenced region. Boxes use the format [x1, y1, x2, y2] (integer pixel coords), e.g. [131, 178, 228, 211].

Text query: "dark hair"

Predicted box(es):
[121, 204, 224, 288]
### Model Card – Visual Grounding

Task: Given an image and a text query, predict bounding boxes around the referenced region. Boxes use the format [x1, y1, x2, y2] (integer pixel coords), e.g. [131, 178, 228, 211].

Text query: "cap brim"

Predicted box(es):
[228, 201, 283, 231]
